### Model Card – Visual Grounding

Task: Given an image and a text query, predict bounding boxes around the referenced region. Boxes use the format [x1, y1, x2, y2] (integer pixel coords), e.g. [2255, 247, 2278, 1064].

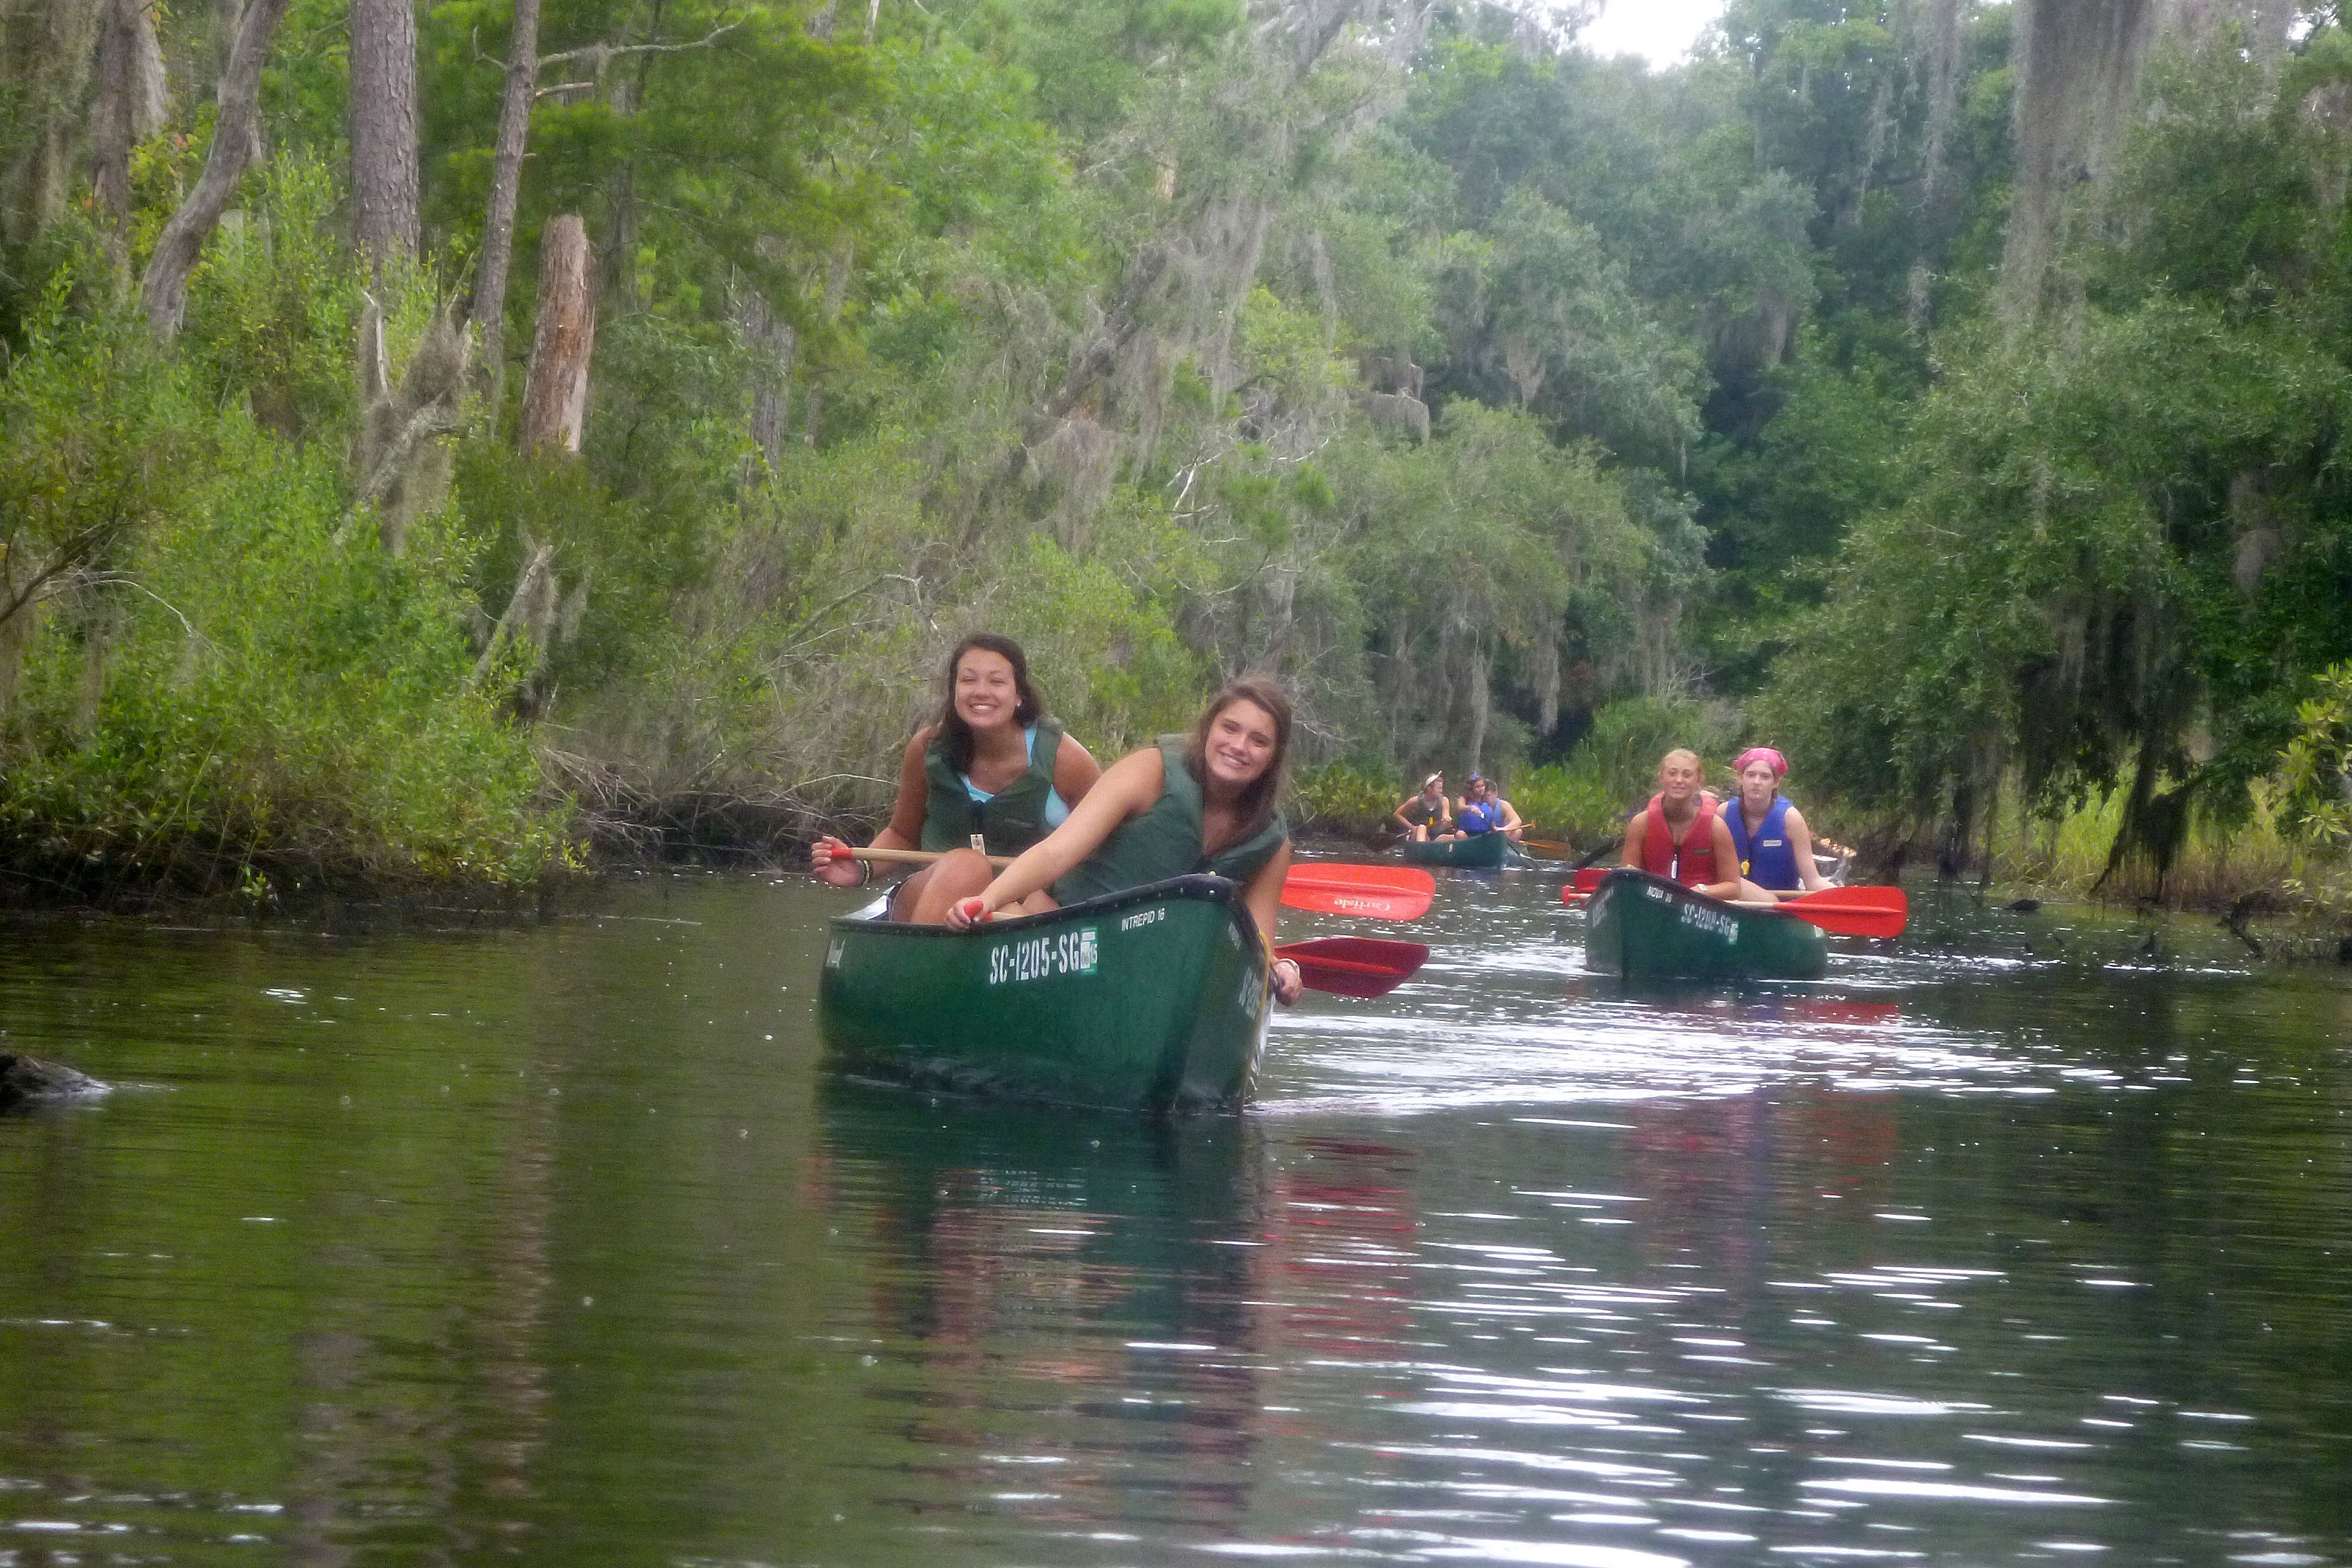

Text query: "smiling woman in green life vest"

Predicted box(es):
[1617, 748, 1766, 902]
[1727, 747, 1829, 899]
[945, 676, 1306, 1005]
[811, 633, 1102, 924]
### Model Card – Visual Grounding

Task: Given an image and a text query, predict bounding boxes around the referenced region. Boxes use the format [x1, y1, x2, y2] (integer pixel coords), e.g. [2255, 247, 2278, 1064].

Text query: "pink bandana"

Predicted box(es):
[1734, 747, 1788, 778]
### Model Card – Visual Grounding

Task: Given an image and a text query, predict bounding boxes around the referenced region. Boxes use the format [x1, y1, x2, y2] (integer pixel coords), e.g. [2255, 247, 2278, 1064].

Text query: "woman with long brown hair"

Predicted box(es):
[811, 633, 1101, 922]
[944, 675, 1306, 1004]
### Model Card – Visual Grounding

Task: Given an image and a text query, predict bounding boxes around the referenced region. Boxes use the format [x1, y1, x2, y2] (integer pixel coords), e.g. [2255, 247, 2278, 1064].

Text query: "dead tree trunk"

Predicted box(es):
[138, 0, 293, 342]
[349, 0, 419, 267]
[471, 0, 542, 417]
[520, 213, 595, 453]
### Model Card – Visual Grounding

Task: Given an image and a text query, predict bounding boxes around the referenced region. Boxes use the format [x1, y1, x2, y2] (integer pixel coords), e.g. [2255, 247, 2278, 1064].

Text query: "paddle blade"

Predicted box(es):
[1280, 880, 1433, 921]
[1288, 862, 1437, 896]
[1561, 865, 1611, 904]
[1282, 863, 1435, 920]
[1772, 886, 1908, 938]
[1519, 838, 1572, 860]
[1277, 936, 1429, 999]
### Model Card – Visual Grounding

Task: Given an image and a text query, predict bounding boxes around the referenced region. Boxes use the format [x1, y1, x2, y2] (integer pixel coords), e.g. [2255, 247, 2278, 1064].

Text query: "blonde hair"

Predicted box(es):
[1660, 747, 1701, 772]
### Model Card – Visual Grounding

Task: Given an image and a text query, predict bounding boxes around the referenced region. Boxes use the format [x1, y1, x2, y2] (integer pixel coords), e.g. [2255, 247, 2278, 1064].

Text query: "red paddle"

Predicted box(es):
[1281, 863, 1436, 921]
[1744, 885, 1908, 939]
[1275, 935, 1430, 999]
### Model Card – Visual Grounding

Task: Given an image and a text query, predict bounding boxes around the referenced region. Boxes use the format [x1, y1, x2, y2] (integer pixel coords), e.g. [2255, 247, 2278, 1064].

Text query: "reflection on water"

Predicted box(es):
[0, 870, 2346, 1566]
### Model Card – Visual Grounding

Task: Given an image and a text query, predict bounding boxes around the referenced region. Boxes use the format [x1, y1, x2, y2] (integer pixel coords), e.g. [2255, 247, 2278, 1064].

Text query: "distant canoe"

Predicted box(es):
[1399, 833, 1525, 869]
[818, 873, 1270, 1113]
[1583, 867, 1828, 981]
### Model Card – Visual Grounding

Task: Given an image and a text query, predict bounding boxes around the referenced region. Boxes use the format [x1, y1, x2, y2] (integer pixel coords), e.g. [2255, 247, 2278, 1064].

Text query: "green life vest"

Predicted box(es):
[918, 716, 1067, 857]
[1053, 739, 1289, 905]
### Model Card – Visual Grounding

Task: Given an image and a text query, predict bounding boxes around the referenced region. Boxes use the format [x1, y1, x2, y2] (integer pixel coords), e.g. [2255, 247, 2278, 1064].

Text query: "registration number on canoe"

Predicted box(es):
[1678, 901, 1738, 943]
[988, 927, 1100, 985]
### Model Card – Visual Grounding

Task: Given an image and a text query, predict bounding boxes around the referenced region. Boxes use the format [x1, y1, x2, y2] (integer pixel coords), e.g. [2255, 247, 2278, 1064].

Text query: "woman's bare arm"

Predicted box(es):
[1052, 731, 1103, 808]
[1698, 814, 1745, 901]
[1242, 839, 1300, 1003]
[1785, 805, 1829, 891]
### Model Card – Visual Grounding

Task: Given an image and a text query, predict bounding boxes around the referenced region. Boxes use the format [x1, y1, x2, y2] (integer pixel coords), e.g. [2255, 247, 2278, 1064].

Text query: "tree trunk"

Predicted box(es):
[799, 244, 850, 446]
[520, 213, 596, 453]
[597, 61, 646, 313]
[471, 0, 543, 418]
[735, 272, 796, 479]
[1464, 649, 1490, 775]
[138, 0, 293, 342]
[89, 0, 166, 223]
[349, 0, 419, 267]
[2, 0, 105, 251]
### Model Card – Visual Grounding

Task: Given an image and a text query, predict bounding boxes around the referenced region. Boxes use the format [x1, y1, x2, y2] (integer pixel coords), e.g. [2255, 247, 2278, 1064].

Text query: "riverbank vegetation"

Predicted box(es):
[1, 0, 2348, 912]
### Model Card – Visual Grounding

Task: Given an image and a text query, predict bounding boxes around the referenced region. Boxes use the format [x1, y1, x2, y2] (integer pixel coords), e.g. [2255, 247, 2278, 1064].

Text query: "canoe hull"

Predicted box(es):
[818, 874, 1270, 1113]
[1400, 833, 1523, 869]
[1584, 868, 1829, 981]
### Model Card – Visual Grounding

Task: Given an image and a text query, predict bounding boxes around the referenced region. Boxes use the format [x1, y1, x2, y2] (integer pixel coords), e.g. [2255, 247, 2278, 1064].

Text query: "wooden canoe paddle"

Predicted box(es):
[1274, 935, 1430, 998]
[841, 846, 1014, 868]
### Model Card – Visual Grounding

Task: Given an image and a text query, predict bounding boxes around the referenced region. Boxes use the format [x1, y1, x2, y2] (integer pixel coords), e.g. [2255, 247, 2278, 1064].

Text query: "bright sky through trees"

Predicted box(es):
[1580, 0, 1726, 66]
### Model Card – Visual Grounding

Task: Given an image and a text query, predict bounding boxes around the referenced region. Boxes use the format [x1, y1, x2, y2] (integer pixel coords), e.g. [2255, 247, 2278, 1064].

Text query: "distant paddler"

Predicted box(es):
[1618, 748, 1765, 903]
[1726, 746, 1830, 900]
[945, 676, 1307, 1006]
[810, 633, 1102, 923]
[1453, 772, 1523, 845]
[1392, 773, 1452, 842]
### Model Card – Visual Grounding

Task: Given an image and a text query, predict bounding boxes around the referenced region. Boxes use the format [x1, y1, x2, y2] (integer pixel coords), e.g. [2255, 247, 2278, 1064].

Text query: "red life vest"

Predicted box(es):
[1639, 793, 1717, 887]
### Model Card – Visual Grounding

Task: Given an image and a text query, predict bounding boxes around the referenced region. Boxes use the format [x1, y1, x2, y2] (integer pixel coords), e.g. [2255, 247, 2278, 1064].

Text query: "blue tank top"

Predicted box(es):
[958, 724, 1071, 828]
[1729, 794, 1801, 890]
[1460, 800, 1504, 835]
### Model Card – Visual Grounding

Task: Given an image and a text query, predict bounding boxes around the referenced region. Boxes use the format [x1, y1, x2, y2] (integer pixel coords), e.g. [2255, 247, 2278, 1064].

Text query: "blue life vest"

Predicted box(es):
[1460, 800, 1504, 836]
[1729, 794, 1802, 891]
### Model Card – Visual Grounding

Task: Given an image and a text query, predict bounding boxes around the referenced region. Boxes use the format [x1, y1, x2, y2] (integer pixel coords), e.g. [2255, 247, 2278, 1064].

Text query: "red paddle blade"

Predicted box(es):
[1770, 886, 1908, 938]
[1280, 881, 1433, 921]
[1572, 867, 1610, 893]
[1287, 863, 1437, 896]
[1276, 936, 1430, 999]
[1282, 863, 1436, 921]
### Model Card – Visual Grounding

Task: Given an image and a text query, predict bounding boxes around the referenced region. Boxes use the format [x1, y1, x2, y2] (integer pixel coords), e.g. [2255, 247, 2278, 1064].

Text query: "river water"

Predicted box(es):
[1, 865, 2346, 1567]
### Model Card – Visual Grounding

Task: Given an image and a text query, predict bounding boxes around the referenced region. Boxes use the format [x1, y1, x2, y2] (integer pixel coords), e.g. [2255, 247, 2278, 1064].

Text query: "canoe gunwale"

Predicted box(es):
[1398, 833, 1525, 869]
[826, 872, 1257, 943]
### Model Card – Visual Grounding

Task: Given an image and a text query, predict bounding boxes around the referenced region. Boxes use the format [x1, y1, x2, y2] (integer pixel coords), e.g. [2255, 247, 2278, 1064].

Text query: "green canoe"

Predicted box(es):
[1583, 867, 1829, 981]
[1399, 832, 1525, 869]
[818, 873, 1272, 1113]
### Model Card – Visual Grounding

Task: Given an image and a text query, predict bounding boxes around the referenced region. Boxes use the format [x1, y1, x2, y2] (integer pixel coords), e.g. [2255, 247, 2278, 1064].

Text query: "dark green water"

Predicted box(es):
[1, 868, 2346, 1567]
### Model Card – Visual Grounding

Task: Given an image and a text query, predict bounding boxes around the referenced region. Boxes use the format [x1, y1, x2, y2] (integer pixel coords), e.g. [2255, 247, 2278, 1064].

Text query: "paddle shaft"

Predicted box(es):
[842, 846, 1015, 868]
